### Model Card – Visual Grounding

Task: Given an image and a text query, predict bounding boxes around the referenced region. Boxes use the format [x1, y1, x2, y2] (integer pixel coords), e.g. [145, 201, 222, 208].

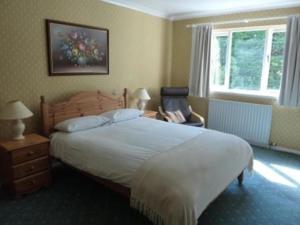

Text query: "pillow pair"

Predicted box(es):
[55, 109, 144, 132]
[166, 110, 186, 124]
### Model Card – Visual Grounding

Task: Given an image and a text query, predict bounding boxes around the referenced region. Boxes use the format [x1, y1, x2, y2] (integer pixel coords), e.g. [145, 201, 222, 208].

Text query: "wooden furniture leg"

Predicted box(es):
[238, 171, 244, 186]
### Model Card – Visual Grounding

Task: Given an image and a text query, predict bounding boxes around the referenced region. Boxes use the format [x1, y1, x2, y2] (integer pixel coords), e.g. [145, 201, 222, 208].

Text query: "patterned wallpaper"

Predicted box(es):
[0, 0, 299, 151]
[0, 0, 172, 138]
[172, 7, 300, 151]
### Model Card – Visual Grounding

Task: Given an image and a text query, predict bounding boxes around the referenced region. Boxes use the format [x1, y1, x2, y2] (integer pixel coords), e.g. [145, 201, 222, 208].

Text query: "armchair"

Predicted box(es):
[158, 87, 205, 127]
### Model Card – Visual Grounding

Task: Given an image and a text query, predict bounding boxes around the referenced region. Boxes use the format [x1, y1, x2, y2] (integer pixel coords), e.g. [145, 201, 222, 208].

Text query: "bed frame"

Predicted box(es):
[41, 89, 128, 136]
[40, 88, 244, 199]
[40, 88, 130, 197]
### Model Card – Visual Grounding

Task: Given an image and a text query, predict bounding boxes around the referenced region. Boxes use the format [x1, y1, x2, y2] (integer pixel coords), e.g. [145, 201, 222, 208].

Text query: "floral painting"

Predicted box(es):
[46, 20, 109, 75]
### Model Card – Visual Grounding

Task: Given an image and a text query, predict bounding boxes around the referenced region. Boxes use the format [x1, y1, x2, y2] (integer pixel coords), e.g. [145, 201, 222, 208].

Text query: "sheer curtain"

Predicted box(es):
[279, 16, 300, 107]
[188, 25, 212, 98]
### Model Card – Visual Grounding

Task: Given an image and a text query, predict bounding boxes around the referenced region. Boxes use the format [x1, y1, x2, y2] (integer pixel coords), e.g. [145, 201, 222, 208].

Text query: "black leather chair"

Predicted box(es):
[158, 87, 205, 127]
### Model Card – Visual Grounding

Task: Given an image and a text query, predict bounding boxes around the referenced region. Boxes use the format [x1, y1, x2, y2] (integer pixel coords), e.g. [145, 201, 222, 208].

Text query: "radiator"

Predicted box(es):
[208, 99, 272, 145]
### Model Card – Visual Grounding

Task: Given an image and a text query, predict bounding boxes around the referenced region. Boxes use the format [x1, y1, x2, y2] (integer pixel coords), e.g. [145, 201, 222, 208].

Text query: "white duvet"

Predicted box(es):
[50, 117, 203, 187]
[50, 117, 253, 225]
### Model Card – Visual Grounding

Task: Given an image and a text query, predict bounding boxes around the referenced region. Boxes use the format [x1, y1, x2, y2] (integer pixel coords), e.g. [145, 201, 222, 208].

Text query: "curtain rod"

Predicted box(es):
[185, 14, 300, 28]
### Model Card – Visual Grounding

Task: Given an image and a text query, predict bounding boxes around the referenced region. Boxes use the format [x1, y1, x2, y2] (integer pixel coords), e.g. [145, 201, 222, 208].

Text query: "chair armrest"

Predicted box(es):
[158, 106, 172, 122]
[189, 105, 205, 126]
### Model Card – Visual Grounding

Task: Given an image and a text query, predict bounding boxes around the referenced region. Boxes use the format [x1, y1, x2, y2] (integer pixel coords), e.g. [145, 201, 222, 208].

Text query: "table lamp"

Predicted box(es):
[0, 100, 33, 140]
[132, 88, 151, 110]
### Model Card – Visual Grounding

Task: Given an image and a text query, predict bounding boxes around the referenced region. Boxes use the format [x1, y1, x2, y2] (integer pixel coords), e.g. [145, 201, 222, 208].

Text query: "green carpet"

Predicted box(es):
[0, 147, 299, 225]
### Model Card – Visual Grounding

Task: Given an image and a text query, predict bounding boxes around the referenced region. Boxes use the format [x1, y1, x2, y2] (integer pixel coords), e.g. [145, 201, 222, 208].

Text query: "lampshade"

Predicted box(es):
[0, 100, 33, 120]
[132, 88, 151, 100]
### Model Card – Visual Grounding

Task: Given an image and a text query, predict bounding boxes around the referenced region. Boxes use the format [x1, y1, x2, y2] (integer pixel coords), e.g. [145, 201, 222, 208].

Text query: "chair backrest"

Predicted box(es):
[160, 87, 191, 119]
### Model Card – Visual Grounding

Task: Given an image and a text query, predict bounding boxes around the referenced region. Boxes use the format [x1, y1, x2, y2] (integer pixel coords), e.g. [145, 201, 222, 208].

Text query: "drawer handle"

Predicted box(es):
[27, 151, 35, 156]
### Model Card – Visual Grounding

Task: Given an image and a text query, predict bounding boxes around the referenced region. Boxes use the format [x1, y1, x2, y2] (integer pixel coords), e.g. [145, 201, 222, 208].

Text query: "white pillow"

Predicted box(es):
[101, 109, 143, 123]
[55, 115, 110, 132]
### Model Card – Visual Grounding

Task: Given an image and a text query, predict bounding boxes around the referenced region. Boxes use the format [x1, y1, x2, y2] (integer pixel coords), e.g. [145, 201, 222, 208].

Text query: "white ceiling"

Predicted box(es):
[102, 0, 300, 20]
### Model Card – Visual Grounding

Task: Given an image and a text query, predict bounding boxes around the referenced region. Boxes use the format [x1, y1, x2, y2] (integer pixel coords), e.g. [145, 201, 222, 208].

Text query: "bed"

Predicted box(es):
[40, 89, 253, 225]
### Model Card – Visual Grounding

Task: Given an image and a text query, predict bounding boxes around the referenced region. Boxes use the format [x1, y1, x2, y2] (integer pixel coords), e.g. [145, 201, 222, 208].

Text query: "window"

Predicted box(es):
[211, 26, 286, 97]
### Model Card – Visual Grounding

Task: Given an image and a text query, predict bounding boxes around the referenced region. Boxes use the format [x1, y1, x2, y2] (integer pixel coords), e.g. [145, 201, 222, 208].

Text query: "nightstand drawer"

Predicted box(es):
[14, 171, 50, 193]
[13, 157, 49, 179]
[11, 143, 48, 164]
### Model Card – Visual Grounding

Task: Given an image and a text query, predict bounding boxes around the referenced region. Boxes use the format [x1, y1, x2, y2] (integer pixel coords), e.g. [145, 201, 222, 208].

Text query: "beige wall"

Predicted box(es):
[0, 1, 299, 151]
[0, 0, 172, 138]
[171, 7, 300, 151]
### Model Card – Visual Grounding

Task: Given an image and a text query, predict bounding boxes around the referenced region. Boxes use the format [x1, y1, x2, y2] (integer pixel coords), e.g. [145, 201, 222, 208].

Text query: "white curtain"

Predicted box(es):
[279, 16, 300, 107]
[188, 25, 212, 98]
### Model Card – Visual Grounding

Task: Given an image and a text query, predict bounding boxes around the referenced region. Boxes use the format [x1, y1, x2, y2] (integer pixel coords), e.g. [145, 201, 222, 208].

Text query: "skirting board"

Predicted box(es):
[248, 140, 300, 156]
[270, 145, 300, 156]
[251, 143, 300, 156]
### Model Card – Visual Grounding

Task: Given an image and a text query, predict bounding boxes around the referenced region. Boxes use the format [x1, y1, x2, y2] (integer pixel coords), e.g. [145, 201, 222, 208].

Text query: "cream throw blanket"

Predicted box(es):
[130, 130, 253, 225]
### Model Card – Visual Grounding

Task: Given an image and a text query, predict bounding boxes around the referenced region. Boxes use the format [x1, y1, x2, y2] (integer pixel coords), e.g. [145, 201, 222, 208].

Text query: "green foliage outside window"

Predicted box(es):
[230, 31, 265, 90]
[212, 28, 285, 94]
[213, 36, 227, 86]
[268, 32, 285, 90]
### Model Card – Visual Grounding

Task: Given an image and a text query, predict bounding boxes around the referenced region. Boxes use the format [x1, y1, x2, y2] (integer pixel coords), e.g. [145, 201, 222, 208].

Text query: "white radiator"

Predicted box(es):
[208, 99, 272, 145]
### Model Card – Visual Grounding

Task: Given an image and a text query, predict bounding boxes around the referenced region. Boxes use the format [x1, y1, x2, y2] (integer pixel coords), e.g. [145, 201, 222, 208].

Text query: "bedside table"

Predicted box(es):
[143, 110, 158, 119]
[0, 134, 51, 197]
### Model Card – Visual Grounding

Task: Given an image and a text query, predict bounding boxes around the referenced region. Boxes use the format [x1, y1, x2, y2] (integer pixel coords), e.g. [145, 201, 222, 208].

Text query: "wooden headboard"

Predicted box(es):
[40, 88, 128, 136]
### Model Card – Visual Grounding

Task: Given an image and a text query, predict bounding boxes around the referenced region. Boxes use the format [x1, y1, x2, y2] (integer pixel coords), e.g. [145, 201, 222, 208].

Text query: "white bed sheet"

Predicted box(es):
[50, 117, 203, 187]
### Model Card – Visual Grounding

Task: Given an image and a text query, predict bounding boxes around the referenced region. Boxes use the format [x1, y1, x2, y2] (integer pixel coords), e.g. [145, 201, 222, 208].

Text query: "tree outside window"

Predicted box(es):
[211, 26, 286, 97]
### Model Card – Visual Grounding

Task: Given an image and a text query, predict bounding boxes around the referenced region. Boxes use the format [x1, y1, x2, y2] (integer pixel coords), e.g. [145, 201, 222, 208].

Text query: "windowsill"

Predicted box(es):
[210, 89, 279, 100]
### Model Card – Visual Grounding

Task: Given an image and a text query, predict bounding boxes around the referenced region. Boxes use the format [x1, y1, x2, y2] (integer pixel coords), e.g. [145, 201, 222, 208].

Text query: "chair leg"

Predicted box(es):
[238, 171, 244, 186]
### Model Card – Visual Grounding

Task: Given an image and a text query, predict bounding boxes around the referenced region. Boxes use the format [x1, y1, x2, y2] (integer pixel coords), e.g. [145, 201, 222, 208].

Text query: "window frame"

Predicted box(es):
[210, 25, 286, 98]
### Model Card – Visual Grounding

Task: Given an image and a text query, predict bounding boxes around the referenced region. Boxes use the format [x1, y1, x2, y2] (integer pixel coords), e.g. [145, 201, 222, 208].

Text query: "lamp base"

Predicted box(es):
[11, 119, 25, 140]
[137, 100, 147, 111]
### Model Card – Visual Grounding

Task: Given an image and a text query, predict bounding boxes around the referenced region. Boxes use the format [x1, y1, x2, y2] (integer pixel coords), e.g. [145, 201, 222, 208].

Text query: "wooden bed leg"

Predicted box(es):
[238, 171, 244, 186]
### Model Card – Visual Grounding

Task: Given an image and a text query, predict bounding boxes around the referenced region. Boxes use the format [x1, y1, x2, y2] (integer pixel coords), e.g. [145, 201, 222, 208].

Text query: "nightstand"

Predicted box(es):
[143, 110, 158, 119]
[0, 134, 51, 197]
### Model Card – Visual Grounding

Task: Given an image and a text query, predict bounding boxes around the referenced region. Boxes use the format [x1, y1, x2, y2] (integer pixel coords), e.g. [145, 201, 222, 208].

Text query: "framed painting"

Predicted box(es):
[46, 19, 109, 75]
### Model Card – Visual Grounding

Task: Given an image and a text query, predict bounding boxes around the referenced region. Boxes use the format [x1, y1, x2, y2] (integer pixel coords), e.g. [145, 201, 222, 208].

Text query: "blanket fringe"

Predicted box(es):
[131, 198, 165, 225]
